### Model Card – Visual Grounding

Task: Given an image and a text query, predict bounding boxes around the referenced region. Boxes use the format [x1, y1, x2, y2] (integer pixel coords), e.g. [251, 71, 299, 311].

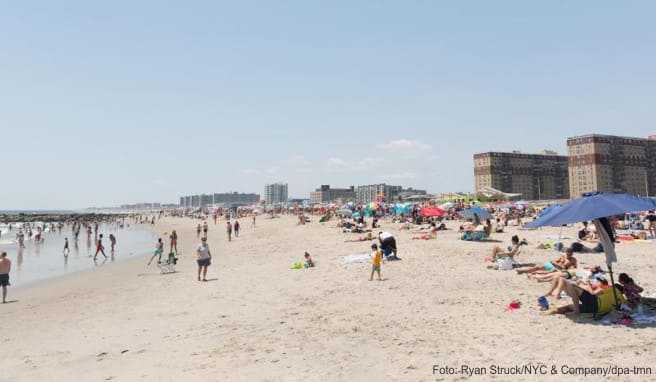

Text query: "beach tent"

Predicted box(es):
[420, 206, 446, 217]
[461, 206, 491, 220]
[526, 192, 656, 309]
[394, 203, 412, 215]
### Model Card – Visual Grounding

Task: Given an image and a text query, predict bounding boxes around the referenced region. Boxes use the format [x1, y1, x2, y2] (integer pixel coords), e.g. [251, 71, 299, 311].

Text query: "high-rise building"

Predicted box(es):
[264, 182, 289, 205]
[355, 184, 403, 204]
[473, 151, 569, 200]
[567, 134, 655, 197]
[309, 185, 356, 204]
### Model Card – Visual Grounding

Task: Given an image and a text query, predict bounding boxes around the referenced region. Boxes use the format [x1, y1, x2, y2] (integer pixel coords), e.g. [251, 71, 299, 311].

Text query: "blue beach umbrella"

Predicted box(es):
[525, 192, 656, 310]
[525, 193, 656, 229]
[461, 206, 491, 220]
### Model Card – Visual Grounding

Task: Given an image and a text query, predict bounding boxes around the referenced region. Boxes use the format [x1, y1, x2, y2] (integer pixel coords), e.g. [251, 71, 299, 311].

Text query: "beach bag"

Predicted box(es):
[497, 257, 514, 271]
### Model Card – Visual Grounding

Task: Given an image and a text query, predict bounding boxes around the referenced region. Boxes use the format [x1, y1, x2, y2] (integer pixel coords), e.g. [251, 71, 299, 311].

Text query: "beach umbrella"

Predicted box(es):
[419, 207, 446, 217]
[525, 192, 656, 309]
[525, 193, 655, 229]
[439, 202, 455, 210]
[461, 206, 491, 220]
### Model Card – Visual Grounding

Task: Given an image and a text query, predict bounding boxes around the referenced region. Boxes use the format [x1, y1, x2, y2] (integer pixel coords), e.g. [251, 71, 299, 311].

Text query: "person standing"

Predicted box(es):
[109, 234, 117, 253]
[196, 237, 211, 281]
[63, 238, 70, 257]
[226, 221, 233, 242]
[202, 221, 209, 239]
[0, 252, 11, 303]
[169, 230, 178, 254]
[196, 224, 201, 238]
[252, 214, 256, 229]
[369, 244, 382, 281]
[94, 234, 107, 260]
[234, 220, 240, 238]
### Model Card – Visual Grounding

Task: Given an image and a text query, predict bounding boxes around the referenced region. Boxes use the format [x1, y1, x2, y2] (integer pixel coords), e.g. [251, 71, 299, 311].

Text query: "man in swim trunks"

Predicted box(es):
[0, 252, 11, 303]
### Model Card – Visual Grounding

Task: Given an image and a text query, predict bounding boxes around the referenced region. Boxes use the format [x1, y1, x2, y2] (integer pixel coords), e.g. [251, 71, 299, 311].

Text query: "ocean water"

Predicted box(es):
[0, 223, 158, 287]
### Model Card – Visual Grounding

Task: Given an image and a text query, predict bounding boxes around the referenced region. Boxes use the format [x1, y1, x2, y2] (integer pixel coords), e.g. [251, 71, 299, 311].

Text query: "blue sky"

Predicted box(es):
[1, 1, 654, 209]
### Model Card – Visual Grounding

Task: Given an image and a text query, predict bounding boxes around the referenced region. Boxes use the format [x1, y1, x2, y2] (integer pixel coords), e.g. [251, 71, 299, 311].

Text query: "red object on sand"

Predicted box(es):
[419, 207, 447, 217]
[506, 300, 521, 311]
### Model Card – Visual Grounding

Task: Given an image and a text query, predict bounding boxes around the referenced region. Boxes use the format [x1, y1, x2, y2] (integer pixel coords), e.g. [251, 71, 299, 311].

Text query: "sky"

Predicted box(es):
[1, 1, 655, 209]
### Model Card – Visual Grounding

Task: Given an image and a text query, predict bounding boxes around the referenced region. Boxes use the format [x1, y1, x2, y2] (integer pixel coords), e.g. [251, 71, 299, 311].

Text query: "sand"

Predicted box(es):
[1, 215, 656, 381]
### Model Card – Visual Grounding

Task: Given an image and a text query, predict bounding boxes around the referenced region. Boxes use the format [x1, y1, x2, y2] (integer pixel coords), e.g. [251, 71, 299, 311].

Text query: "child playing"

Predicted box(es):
[369, 243, 382, 281]
[617, 273, 644, 310]
[304, 252, 315, 268]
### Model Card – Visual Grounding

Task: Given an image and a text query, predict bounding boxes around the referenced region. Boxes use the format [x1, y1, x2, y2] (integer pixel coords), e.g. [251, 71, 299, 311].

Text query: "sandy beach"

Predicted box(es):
[1, 215, 655, 381]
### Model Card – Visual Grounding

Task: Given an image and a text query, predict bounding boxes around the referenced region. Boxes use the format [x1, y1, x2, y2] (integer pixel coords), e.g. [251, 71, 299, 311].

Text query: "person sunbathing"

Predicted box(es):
[412, 223, 438, 240]
[345, 232, 375, 242]
[516, 248, 577, 275]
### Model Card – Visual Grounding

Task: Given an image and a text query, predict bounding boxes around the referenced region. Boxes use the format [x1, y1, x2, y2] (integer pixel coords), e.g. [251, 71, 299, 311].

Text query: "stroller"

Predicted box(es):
[157, 251, 178, 274]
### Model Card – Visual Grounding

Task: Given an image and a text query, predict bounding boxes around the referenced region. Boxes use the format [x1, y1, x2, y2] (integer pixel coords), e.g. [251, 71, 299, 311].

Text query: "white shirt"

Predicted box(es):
[379, 232, 393, 240]
[197, 243, 211, 260]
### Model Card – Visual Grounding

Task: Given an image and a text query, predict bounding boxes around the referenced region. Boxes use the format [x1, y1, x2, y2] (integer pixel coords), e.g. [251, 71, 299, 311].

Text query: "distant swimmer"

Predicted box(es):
[94, 234, 107, 260]
[63, 238, 70, 256]
[0, 252, 11, 303]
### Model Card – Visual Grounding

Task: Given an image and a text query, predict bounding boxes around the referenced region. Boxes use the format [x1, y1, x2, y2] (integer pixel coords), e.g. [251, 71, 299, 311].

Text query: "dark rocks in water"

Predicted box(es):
[0, 213, 130, 224]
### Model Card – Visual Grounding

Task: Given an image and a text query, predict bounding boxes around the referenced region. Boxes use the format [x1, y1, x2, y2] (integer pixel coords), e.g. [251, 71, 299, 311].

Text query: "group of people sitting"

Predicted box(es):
[489, 234, 645, 316]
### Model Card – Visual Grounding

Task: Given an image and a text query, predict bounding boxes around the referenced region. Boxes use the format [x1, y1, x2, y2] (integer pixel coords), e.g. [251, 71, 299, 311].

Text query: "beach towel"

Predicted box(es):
[340, 253, 371, 265]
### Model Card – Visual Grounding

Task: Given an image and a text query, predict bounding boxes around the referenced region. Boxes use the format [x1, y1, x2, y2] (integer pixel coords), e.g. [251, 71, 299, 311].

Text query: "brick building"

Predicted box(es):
[567, 134, 655, 197]
[473, 151, 569, 200]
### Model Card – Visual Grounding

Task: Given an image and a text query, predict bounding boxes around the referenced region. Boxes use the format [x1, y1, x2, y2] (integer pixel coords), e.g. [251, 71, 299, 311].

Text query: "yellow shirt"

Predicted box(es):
[372, 250, 382, 266]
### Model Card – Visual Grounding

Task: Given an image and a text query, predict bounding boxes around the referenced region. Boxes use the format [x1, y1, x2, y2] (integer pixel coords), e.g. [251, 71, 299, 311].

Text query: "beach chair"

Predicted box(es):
[157, 252, 178, 274]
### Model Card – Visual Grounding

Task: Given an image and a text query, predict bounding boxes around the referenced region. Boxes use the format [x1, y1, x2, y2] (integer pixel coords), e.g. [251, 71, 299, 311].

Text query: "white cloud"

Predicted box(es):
[377, 139, 432, 152]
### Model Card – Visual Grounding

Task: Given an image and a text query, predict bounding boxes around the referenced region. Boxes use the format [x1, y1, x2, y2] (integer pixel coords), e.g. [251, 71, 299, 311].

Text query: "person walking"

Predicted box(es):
[234, 220, 240, 238]
[0, 252, 11, 303]
[94, 234, 107, 260]
[196, 237, 211, 281]
[226, 221, 233, 242]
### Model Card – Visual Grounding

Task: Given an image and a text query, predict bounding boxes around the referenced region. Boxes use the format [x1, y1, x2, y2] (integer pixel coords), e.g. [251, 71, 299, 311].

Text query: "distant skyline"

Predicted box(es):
[1, 2, 655, 209]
